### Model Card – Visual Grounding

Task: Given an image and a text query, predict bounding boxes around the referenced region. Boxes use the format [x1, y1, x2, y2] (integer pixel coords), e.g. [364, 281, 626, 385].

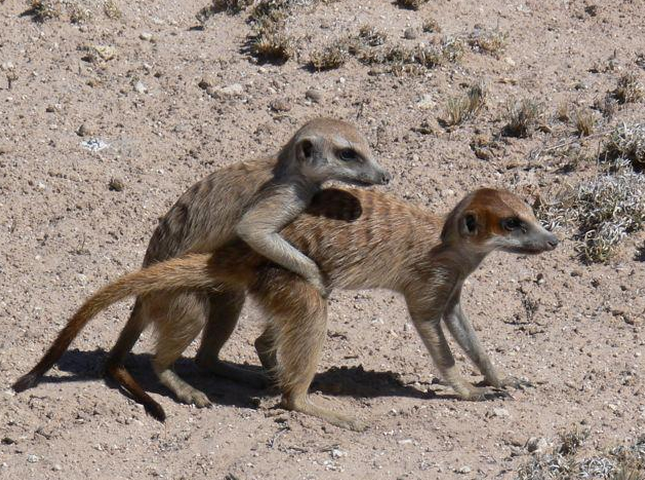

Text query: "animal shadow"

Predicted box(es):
[28, 349, 437, 409]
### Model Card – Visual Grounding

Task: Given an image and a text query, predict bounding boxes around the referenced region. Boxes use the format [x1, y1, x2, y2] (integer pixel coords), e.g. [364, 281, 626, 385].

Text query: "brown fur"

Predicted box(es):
[13, 188, 558, 429]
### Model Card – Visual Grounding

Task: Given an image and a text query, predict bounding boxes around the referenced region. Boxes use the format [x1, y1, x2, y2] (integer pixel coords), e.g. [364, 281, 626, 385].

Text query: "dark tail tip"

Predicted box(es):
[145, 401, 166, 422]
[12, 373, 39, 393]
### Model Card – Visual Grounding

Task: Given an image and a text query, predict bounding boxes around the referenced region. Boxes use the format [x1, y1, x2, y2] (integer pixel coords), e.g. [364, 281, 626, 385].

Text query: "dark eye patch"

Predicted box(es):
[501, 217, 523, 231]
[339, 148, 359, 161]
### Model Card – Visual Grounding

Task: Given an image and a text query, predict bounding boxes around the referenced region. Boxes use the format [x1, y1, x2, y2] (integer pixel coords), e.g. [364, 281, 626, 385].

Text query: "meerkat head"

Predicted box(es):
[441, 188, 558, 256]
[279, 118, 391, 186]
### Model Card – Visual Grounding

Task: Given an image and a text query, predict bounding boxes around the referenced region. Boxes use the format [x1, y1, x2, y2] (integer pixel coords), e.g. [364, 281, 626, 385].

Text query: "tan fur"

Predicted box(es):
[109, 118, 389, 410]
[14, 188, 557, 429]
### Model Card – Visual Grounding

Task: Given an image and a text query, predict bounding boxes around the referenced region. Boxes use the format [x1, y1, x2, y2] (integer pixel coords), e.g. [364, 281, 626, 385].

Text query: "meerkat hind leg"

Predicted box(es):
[153, 292, 211, 407]
[195, 290, 269, 389]
[259, 274, 366, 431]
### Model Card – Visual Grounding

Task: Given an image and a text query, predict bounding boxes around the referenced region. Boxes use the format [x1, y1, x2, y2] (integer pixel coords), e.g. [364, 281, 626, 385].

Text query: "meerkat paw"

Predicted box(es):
[175, 385, 211, 408]
[461, 385, 512, 401]
[281, 397, 367, 431]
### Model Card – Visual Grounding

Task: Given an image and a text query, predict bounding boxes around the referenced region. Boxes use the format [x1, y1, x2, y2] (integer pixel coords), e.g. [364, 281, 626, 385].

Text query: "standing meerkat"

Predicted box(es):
[14, 188, 558, 429]
[97, 118, 390, 410]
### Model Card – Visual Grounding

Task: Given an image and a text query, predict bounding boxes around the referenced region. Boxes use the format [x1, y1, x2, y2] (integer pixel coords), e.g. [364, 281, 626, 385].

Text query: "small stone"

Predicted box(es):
[133, 80, 147, 94]
[27, 454, 39, 463]
[52, 464, 62, 472]
[536, 273, 545, 285]
[492, 407, 510, 418]
[504, 57, 516, 66]
[76, 123, 93, 137]
[404, 27, 418, 40]
[456, 466, 472, 474]
[1, 61, 15, 71]
[198, 77, 213, 90]
[330, 448, 346, 459]
[305, 88, 322, 103]
[526, 437, 548, 453]
[208, 83, 244, 98]
[269, 98, 291, 112]
[139, 32, 153, 41]
[109, 178, 125, 192]
[417, 93, 435, 110]
[93, 45, 117, 61]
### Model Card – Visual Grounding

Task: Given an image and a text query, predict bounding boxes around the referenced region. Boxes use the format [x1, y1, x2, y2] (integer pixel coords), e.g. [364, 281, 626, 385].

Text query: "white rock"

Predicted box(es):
[457, 465, 472, 474]
[492, 407, 510, 418]
[331, 448, 346, 459]
[134, 81, 147, 94]
[27, 454, 39, 463]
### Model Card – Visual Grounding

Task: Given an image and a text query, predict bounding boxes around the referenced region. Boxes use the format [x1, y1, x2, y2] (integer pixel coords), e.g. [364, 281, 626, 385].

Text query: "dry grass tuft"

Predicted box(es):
[441, 81, 487, 126]
[537, 170, 645, 263]
[574, 109, 595, 137]
[555, 101, 570, 122]
[68, 3, 93, 24]
[612, 72, 644, 104]
[103, 0, 122, 19]
[503, 98, 542, 138]
[468, 27, 508, 55]
[603, 122, 645, 169]
[309, 41, 350, 70]
[358, 25, 387, 47]
[356, 36, 463, 74]
[517, 433, 645, 480]
[27, 0, 61, 22]
[422, 16, 441, 33]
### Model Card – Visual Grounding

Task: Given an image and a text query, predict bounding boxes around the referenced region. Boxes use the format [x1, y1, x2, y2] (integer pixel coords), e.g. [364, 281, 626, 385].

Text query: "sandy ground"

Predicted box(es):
[0, 0, 644, 478]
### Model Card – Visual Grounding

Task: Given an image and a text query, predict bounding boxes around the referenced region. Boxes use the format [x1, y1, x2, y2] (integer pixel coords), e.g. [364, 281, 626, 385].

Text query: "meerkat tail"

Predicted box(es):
[105, 363, 166, 421]
[12, 253, 219, 393]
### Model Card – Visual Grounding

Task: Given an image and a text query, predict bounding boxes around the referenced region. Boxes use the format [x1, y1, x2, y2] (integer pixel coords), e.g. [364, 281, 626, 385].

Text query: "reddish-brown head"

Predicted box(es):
[441, 188, 558, 255]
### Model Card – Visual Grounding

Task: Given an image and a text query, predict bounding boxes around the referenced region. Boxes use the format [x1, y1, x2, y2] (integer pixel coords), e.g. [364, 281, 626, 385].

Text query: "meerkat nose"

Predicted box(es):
[380, 171, 392, 185]
[546, 234, 559, 250]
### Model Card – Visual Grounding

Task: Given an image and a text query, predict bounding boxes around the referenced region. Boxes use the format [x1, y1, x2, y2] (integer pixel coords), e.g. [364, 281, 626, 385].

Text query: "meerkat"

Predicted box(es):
[14, 187, 558, 429]
[71, 118, 390, 411]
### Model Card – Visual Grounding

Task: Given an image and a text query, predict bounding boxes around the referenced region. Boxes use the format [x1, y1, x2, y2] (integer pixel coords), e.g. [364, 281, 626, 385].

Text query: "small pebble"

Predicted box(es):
[526, 437, 548, 453]
[492, 407, 510, 418]
[52, 464, 62, 471]
[27, 454, 39, 464]
[456, 465, 472, 474]
[139, 32, 153, 41]
[330, 448, 346, 459]
[269, 98, 291, 112]
[133, 80, 147, 94]
[305, 88, 323, 103]
[404, 27, 418, 40]
[76, 123, 93, 137]
[109, 178, 125, 192]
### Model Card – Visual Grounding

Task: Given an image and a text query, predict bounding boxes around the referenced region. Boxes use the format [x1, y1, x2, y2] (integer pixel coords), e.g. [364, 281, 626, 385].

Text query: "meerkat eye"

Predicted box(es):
[501, 217, 523, 232]
[338, 148, 359, 162]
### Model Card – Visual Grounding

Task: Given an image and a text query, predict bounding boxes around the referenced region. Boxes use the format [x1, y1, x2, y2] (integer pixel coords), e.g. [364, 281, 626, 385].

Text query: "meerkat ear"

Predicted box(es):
[295, 138, 315, 163]
[459, 211, 479, 237]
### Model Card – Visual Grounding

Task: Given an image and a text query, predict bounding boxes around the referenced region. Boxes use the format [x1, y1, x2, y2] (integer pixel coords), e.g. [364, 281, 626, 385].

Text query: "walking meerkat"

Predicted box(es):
[14, 187, 558, 429]
[54, 118, 389, 412]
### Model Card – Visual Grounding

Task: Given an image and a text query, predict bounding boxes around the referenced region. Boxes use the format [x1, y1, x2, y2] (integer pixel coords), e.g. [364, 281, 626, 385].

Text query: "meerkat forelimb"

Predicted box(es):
[14, 188, 557, 428]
